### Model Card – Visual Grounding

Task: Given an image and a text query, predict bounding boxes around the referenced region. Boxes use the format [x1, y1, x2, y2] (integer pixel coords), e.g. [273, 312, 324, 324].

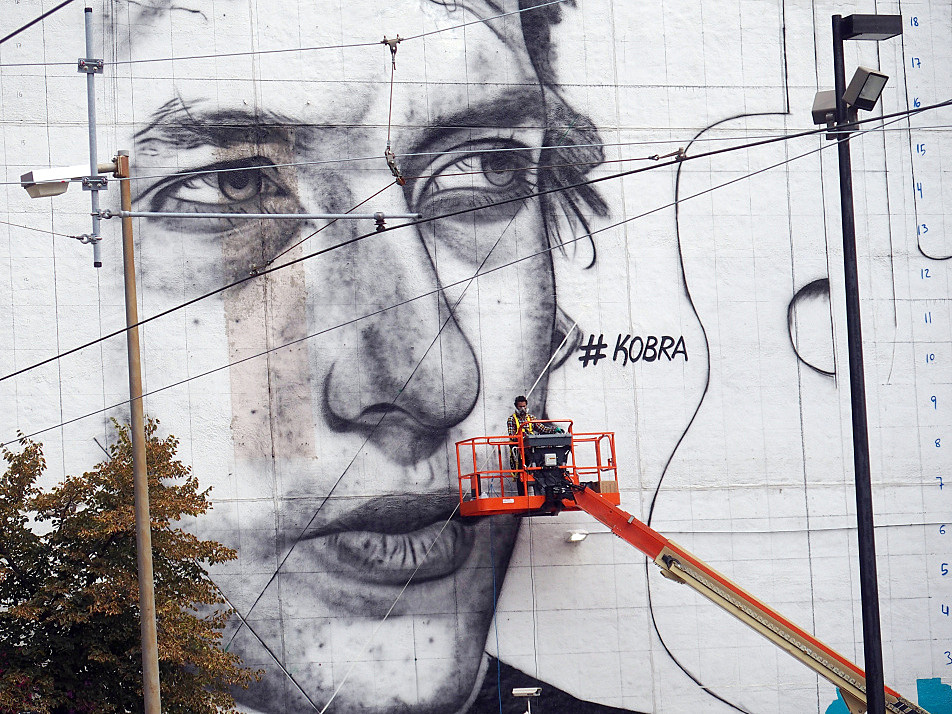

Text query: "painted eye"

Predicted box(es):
[217, 167, 264, 202]
[481, 152, 528, 187]
[139, 157, 300, 238]
[145, 157, 289, 212]
[412, 141, 537, 217]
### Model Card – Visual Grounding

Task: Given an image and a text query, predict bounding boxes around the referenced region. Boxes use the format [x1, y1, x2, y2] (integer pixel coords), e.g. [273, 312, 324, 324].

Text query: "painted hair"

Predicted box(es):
[519, 0, 608, 267]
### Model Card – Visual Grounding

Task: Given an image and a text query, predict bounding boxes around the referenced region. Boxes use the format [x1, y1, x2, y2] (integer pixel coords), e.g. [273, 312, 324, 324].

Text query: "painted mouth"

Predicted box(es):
[304, 494, 477, 585]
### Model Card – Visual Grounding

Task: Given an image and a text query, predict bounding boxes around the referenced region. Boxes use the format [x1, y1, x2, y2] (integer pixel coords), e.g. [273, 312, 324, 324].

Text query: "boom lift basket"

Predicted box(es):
[456, 421, 620, 517]
[454, 425, 932, 714]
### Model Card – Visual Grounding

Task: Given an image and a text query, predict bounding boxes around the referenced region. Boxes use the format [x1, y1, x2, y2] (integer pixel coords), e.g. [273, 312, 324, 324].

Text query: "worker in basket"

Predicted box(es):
[507, 395, 566, 501]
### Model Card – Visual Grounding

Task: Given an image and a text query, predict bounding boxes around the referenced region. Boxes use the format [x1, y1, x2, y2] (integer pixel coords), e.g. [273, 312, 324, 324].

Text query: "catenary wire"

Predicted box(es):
[0, 0, 76, 47]
[0, 110, 913, 705]
[315, 504, 462, 713]
[220, 115, 586, 667]
[306, 105, 928, 713]
[225, 107, 901, 700]
[221, 184, 531, 652]
[0, 0, 570, 69]
[0, 116, 892, 448]
[0, 217, 77, 239]
[5, 113, 951, 188]
[270, 197, 560, 705]
[2, 97, 946, 388]
[86, 436, 322, 710]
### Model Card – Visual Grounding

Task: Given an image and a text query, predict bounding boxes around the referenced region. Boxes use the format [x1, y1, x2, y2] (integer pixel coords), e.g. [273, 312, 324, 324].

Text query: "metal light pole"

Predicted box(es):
[828, 13, 902, 714]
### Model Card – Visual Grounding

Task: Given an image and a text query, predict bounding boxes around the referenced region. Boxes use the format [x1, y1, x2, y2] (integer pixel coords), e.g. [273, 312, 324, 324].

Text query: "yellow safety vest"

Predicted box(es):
[512, 413, 534, 434]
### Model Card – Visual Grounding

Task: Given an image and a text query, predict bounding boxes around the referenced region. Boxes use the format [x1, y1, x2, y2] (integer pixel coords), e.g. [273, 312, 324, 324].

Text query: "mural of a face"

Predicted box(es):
[114, 0, 617, 711]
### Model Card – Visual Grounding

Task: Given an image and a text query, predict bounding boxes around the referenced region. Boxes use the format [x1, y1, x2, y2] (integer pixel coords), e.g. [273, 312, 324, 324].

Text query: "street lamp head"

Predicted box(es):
[812, 67, 889, 128]
[840, 14, 903, 41]
[843, 66, 889, 111]
[20, 162, 116, 199]
[19, 165, 86, 199]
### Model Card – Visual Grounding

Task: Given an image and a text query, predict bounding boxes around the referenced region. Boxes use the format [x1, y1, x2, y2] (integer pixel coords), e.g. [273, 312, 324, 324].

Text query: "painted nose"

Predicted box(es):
[323, 223, 481, 462]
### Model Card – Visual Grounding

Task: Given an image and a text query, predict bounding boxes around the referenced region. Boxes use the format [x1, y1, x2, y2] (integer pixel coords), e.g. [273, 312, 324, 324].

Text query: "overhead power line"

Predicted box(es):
[0, 102, 923, 709]
[0, 0, 571, 69]
[1, 97, 949, 391]
[0, 0, 75, 47]
[0, 110, 908, 449]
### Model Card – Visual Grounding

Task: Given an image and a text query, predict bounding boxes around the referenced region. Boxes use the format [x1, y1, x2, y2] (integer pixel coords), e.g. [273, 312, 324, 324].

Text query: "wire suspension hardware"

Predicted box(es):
[0, 108, 922, 399]
[382, 35, 407, 186]
[649, 146, 686, 161]
[381, 34, 402, 69]
[98, 210, 421, 220]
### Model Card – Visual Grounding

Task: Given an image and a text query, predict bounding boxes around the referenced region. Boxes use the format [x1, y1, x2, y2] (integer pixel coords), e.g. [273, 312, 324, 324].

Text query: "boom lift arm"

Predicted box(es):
[571, 486, 926, 714]
[456, 426, 930, 714]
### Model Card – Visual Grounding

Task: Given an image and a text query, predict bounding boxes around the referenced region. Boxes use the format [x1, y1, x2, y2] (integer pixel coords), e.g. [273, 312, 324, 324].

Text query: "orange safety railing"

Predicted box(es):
[456, 422, 620, 516]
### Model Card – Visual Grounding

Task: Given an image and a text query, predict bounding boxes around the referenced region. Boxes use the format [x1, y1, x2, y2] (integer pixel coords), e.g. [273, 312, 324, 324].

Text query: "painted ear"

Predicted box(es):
[787, 278, 835, 376]
[548, 306, 583, 371]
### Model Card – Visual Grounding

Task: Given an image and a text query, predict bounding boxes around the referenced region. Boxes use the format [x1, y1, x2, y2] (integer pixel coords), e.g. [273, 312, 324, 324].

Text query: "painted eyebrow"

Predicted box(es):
[137, 88, 546, 153]
[135, 101, 297, 151]
[406, 87, 548, 158]
[431, 87, 546, 131]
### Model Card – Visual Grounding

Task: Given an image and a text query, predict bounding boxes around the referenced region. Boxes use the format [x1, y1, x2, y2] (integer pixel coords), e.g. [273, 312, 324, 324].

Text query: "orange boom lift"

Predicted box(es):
[456, 422, 930, 714]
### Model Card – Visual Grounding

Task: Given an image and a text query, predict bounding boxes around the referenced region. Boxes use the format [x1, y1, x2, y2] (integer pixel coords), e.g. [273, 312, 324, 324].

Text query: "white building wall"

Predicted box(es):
[1, 1, 949, 712]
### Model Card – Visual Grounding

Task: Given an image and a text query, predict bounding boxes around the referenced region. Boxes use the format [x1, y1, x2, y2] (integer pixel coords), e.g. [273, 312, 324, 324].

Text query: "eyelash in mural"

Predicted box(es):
[139, 157, 299, 233]
[410, 140, 538, 220]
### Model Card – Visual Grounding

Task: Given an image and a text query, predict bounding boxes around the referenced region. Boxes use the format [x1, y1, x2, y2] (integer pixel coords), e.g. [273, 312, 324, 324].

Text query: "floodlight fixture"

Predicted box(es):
[811, 90, 837, 127]
[513, 687, 541, 714]
[566, 530, 589, 543]
[843, 66, 889, 111]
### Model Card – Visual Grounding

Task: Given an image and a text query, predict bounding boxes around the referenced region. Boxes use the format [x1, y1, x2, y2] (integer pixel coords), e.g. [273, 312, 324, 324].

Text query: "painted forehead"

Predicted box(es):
[125, 0, 523, 29]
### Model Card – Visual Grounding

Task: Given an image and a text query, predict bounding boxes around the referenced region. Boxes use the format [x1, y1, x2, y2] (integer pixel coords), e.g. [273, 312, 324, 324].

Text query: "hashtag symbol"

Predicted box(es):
[578, 333, 608, 367]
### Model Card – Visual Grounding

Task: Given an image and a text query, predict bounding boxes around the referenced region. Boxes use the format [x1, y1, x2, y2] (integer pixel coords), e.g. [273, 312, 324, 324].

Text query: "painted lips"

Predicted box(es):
[304, 494, 478, 585]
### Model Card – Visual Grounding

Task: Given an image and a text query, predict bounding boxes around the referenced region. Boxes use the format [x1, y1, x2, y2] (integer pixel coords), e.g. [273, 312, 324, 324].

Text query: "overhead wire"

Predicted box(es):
[85, 440, 323, 711]
[254, 194, 567, 707]
[0, 0, 76, 47]
[221, 177, 533, 653]
[0, 0, 571, 69]
[0, 0, 937, 703]
[229, 103, 872, 700]
[3, 118, 950, 189]
[0, 217, 77, 239]
[2, 97, 947, 390]
[0, 111, 899, 448]
[401, 0, 570, 42]
[315, 505, 461, 713]
[0, 99, 925, 706]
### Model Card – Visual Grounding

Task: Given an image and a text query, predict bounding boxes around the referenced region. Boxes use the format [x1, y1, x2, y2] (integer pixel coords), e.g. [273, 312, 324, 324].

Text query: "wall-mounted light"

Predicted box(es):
[512, 687, 541, 714]
[566, 530, 589, 543]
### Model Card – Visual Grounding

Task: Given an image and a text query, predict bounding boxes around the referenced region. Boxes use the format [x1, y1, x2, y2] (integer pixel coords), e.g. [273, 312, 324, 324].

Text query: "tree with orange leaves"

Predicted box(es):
[0, 419, 258, 713]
